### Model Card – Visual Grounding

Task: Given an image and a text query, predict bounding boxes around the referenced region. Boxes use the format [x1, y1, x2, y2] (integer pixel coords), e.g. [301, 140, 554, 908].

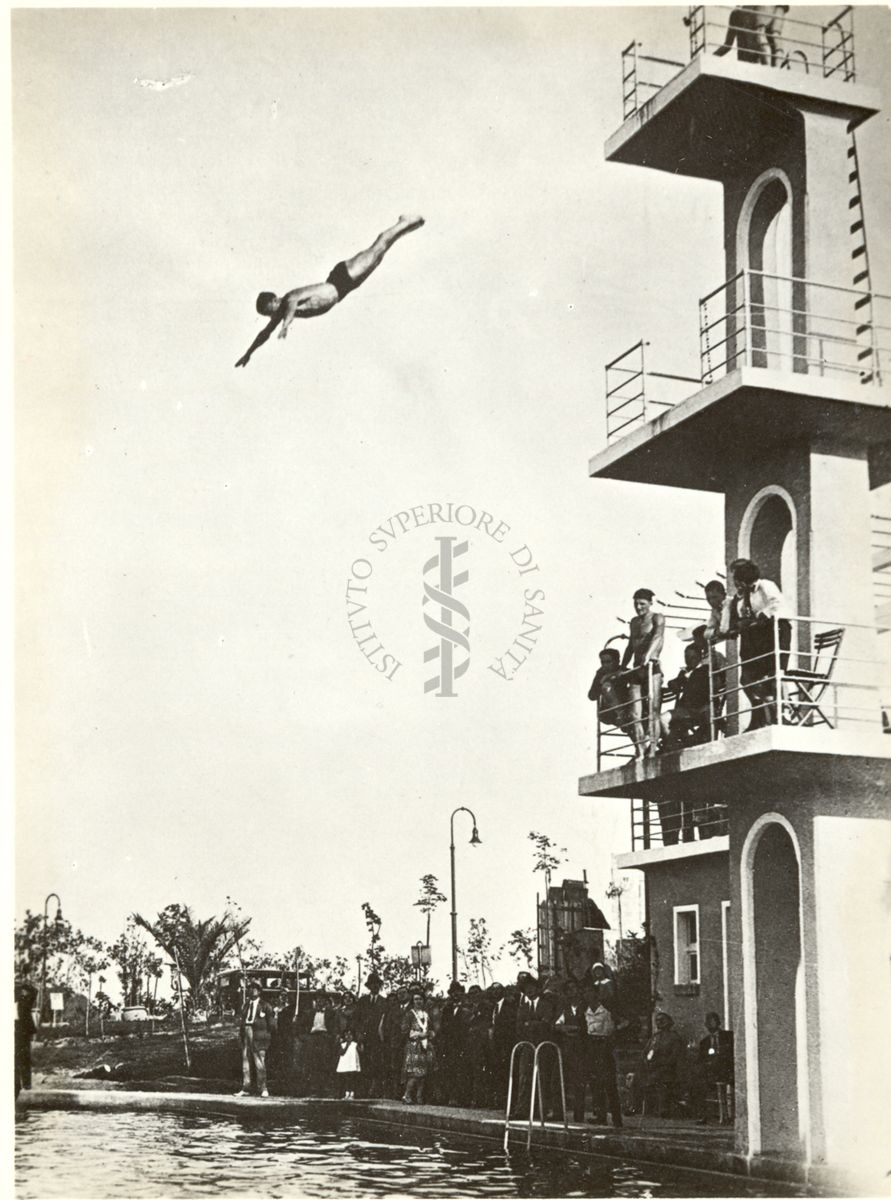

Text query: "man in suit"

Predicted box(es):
[381, 987, 411, 1099]
[553, 978, 588, 1122]
[696, 1012, 734, 1124]
[438, 981, 471, 1106]
[490, 983, 518, 1108]
[513, 974, 556, 1118]
[355, 973, 386, 1098]
[236, 982, 277, 1097]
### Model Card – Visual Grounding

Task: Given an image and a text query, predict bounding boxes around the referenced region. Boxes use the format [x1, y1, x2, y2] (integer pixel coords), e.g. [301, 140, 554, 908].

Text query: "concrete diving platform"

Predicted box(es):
[579, 723, 891, 807]
[589, 367, 891, 491]
[607, 50, 879, 181]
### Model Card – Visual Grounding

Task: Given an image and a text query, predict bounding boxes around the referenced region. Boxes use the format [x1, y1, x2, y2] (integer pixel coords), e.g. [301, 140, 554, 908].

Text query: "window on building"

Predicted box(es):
[673, 905, 700, 986]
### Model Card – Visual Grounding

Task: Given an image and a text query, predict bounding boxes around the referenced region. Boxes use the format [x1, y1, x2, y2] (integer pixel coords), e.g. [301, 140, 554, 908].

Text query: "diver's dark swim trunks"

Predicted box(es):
[326, 261, 358, 301]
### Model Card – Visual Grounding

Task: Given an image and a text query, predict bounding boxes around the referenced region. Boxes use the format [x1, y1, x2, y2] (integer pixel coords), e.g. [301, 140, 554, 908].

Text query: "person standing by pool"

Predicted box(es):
[301, 995, 338, 1095]
[336, 1027, 361, 1100]
[401, 991, 434, 1104]
[236, 983, 276, 1098]
[15, 982, 37, 1098]
[643, 1012, 686, 1117]
[381, 987, 411, 1099]
[355, 973, 386, 1098]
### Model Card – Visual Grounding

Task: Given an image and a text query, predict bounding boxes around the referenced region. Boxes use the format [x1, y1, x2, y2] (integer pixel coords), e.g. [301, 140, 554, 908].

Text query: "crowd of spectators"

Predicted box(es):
[241, 967, 734, 1127]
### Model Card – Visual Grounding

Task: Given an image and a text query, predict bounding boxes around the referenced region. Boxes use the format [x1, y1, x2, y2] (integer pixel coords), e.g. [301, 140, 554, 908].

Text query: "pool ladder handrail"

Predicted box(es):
[503, 1040, 569, 1150]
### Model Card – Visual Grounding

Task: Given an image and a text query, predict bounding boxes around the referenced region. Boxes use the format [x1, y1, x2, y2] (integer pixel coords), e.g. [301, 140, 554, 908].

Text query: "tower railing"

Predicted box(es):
[592, 613, 888, 774]
[622, 6, 857, 119]
[699, 270, 890, 386]
[605, 340, 700, 443]
[630, 795, 728, 851]
[621, 41, 686, 121]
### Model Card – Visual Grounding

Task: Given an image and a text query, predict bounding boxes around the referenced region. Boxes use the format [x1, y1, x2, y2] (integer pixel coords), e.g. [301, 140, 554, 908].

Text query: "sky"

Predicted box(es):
[12, 5, 891, 996]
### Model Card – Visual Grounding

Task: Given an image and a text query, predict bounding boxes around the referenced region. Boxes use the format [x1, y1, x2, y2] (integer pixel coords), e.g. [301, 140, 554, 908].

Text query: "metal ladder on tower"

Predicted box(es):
[847, 123, 881, 385]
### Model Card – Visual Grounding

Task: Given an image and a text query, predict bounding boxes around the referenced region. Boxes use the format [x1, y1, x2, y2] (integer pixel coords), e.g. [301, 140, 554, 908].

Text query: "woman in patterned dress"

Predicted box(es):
[401, 991, 434, 1104]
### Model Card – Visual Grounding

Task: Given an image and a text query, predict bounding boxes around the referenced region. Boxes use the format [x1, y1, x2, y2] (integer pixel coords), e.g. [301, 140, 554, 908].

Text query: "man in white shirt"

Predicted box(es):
[722, 558, 791, 728]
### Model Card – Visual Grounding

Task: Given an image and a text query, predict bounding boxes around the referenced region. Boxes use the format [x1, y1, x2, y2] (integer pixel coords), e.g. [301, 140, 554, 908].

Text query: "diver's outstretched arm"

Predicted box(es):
[235, 315, 281, 367]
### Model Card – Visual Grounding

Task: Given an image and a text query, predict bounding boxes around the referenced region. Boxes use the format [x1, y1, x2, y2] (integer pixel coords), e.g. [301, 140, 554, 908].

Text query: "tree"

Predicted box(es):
[280, 946, 353, 992]
[528, 830, 568, 972]
[528, 830, 568, 881]
[107, 918, 155, 1006]
[70, 936, 110, 1034]
[15, 910, 92, 995]
[506, 928, 535, 970]
[376, 953, 416, 991]
[133, 904, 251, 1010]
[413, 874, 447, 948]
[464, 917, 498, 987]
[605, 877, 627, 947]
[360, 901, 383, 971]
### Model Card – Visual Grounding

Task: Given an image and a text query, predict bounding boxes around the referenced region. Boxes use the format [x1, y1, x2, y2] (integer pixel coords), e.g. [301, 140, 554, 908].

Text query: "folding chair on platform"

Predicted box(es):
[783, 628, 844, 728]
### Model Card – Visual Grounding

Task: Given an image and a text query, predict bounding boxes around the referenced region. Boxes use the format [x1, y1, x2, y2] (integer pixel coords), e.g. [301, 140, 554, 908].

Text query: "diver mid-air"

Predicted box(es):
[235, 215, 425, 368]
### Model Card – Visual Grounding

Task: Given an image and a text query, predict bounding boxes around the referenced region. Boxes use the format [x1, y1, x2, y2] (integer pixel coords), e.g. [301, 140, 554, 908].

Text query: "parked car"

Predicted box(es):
[121, 1005, 151, 1022]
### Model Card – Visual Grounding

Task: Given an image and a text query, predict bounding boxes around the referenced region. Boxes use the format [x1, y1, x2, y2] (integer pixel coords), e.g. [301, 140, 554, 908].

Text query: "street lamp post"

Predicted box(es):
[449, 806, 482, 984]
[38, 893, 64, 1030]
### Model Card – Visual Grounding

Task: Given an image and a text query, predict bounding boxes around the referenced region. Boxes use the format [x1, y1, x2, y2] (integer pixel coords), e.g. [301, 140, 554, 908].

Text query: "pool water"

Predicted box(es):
[15, 1108, 804, 1198]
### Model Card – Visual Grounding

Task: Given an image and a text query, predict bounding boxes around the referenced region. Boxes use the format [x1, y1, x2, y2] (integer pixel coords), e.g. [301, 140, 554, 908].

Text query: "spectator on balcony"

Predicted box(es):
[702, 580, 731, 643]
[722, 558, 791, 729]
[588, 648, 634, 740]
[661, 644, 713, 750]
[692, 624, 727, 729]
[621, 590, 665, 758]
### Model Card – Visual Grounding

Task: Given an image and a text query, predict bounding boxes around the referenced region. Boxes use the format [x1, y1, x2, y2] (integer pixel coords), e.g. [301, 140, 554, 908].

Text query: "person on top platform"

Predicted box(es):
[235, 214, 425, 367]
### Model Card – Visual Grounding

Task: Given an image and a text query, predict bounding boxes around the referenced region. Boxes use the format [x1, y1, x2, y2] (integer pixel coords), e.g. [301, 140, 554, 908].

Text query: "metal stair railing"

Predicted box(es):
[503, 1039, 568, 1149]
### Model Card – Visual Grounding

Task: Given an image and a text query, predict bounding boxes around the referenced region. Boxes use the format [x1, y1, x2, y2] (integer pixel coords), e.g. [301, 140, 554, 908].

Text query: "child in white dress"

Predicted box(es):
[337, 1029, 361, 1100]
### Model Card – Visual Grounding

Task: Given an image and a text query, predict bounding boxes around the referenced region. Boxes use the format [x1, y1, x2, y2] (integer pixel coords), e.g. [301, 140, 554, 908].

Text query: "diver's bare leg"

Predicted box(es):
[342, 215, 424, 288]
[628, 683, 648, 759]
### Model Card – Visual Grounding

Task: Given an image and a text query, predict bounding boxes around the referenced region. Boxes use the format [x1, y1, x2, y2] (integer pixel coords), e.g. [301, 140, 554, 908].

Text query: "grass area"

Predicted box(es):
[31, 1022, 242, 1086]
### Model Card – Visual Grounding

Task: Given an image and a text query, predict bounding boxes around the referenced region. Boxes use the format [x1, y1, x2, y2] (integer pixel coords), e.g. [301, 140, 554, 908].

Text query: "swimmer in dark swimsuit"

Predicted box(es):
[235, 214, 425, 367]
